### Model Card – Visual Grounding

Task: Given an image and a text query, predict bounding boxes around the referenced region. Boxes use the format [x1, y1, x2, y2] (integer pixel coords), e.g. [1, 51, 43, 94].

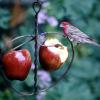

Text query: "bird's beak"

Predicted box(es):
[60, 24, 63, 27]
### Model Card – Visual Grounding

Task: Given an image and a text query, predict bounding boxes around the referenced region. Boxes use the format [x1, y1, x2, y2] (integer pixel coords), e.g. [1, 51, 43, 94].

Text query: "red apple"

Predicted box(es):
[2, 49, 32, 81]
[39, 38, 68, 71]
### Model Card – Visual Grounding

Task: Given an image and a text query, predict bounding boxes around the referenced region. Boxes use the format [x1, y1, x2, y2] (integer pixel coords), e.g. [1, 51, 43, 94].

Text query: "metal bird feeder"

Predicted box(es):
[0, 0, 75, 96]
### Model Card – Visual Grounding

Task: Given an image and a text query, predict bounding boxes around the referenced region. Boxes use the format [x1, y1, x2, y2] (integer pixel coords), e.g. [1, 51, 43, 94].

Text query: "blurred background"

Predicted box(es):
[0, 0, 100, 100]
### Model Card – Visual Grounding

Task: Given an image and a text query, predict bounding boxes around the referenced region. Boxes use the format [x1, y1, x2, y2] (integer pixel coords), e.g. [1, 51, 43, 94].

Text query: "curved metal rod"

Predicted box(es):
[8, 35, 35, 50]
[10, 35, 34, 42]
[10, 32, 63, 49]
[38, 36, 75, 92]
[0, 35, 37, 96]
[0, 33, 75, 96]
[0, 68, 36, 96]
[12, 38, 33, 50]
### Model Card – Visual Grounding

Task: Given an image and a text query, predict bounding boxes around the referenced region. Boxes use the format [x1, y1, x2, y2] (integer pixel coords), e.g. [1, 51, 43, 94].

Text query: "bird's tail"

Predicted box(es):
[85, 39, 100, 47]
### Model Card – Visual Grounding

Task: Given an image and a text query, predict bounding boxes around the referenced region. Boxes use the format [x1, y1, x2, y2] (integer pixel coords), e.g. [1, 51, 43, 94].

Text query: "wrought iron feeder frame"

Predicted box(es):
[0, 0, 75, 96]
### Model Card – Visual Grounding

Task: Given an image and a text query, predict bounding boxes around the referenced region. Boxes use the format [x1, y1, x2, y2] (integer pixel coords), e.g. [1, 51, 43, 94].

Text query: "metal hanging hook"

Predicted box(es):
[32, 1, 41, 14]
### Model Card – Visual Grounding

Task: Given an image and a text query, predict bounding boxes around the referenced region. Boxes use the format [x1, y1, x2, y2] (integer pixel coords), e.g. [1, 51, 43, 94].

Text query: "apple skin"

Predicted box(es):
[2, 49, 32, 81]
[39, 39, 68, 71]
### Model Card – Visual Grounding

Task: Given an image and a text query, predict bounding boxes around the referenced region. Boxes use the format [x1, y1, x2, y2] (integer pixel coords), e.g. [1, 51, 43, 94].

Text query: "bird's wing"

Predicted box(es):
[68, 25, 100, 47]
[68, 25, 90, 39]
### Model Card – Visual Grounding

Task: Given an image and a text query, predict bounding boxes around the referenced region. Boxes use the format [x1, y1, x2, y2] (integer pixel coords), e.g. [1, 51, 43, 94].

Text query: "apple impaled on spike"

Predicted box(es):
[2, 49, 32, 81]
[39, 38, 68, 71]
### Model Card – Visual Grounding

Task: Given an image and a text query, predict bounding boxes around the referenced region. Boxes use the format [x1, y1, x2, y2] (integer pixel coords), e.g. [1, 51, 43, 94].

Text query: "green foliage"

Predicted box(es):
[45, 80, 94, 100]
[0, 8, 10, 29]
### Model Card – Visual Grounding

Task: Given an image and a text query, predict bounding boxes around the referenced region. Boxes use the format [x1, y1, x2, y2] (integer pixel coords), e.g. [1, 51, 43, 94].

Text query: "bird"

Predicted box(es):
[60, 21, 100, 47]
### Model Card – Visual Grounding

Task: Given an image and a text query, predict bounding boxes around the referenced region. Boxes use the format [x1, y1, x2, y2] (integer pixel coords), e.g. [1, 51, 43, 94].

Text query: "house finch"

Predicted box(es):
[60, 21, 100, 46]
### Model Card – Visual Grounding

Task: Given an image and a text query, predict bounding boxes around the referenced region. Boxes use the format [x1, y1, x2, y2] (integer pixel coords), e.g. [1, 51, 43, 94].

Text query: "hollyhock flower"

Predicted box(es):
[37, 70, 51, 89]
[38, 11, 48, 24]
[47, 16, 58, 27]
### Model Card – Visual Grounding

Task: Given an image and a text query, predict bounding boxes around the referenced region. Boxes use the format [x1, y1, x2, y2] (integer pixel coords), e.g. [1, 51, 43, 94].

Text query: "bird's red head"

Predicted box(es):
[60, 21, 69, 36]
[60, 21, 69, 28]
